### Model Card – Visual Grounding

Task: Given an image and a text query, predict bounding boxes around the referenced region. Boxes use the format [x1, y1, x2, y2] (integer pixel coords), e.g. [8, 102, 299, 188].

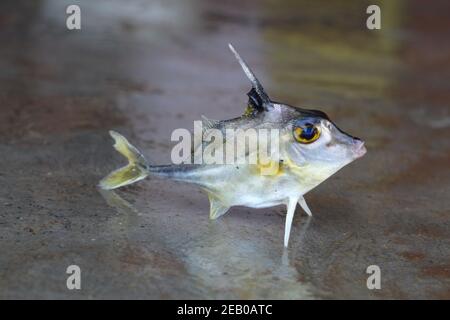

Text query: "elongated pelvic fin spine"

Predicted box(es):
[99, 131, 148, 190]
[284, 197, 299, 247]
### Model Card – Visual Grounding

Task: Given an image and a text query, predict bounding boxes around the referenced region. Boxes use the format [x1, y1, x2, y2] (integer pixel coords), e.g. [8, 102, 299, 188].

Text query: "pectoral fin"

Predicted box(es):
[208, 194, 230, 220]
[298, 196, 312, 216]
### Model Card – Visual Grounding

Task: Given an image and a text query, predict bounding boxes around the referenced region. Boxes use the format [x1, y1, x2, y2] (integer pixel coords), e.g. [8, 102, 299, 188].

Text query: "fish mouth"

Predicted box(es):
[353, 140, 367, 159]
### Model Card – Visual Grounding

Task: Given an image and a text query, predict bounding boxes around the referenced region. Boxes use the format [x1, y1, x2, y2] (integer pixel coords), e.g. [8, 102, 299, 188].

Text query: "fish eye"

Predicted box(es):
[293, 123, 321, 144]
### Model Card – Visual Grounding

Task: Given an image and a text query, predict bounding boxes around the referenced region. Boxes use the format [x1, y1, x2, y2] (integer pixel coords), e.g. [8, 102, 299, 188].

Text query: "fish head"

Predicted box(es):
[280, 105, 366, 182]
[228, 43, 365, 189]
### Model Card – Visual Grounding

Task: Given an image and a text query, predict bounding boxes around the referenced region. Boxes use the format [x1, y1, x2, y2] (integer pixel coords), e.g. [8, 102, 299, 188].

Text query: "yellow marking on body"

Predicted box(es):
[282, 157, 306, 179]
[255, 157, 284, 177]
[282, 156, 333, 187]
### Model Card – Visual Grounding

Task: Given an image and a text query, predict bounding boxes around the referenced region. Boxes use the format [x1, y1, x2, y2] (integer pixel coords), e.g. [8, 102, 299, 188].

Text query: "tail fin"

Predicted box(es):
[99, 131, 149, 190]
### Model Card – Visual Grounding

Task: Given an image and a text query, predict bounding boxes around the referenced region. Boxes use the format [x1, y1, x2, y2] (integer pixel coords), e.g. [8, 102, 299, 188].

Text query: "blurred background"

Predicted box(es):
[0, 0, 449, 299]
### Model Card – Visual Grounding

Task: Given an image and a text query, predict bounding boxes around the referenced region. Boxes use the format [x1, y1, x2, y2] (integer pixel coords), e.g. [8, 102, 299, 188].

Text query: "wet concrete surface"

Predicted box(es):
[0, 0, 449, 299]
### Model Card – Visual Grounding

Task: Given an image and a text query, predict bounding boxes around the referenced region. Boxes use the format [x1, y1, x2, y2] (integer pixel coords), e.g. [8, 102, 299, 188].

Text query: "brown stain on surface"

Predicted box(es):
[0, 95, 125, 142]
[415, 224, 448, 239]
[118, 245, 186, 276]
[421, 264, 450, 279]
[400, 251, 426, 262]
[376, 153, 450, 188]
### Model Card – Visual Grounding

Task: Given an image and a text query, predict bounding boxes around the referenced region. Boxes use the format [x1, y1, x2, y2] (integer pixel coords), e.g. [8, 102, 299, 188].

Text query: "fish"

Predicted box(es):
[99, 44, 366, 247]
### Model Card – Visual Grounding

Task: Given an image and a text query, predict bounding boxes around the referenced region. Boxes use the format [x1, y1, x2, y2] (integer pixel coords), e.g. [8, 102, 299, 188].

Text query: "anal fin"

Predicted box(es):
[208, 194, 230, 220]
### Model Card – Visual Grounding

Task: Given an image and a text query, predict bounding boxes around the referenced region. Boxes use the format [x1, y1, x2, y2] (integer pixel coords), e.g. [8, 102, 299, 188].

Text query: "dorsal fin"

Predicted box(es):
[247, 88, 263, 112]
[228, 43, 273, 112]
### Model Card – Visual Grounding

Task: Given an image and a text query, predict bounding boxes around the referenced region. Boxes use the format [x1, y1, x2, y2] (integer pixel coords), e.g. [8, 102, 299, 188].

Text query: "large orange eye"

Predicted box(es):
[294, 125, 320, 144]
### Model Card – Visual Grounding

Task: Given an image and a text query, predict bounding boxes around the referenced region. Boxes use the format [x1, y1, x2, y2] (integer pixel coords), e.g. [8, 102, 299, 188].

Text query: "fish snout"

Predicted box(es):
[351, 137, 366, 159]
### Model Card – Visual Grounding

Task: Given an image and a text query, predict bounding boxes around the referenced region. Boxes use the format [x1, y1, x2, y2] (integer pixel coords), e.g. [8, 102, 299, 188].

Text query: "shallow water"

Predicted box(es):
[0, 0, 449, 299]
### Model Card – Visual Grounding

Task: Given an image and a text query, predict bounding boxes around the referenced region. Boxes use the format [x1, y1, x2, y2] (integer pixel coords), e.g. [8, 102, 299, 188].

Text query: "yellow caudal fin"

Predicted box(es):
[99, 131, 148, 190]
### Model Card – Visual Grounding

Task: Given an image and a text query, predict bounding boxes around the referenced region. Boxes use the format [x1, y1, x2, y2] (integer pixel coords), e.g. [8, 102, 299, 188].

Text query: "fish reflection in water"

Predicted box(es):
[99, 189, 315, 299]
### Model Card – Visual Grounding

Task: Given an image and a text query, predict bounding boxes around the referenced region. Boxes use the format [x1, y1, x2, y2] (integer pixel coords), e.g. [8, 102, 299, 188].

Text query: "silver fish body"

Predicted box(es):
[99, 44, 366, 247]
